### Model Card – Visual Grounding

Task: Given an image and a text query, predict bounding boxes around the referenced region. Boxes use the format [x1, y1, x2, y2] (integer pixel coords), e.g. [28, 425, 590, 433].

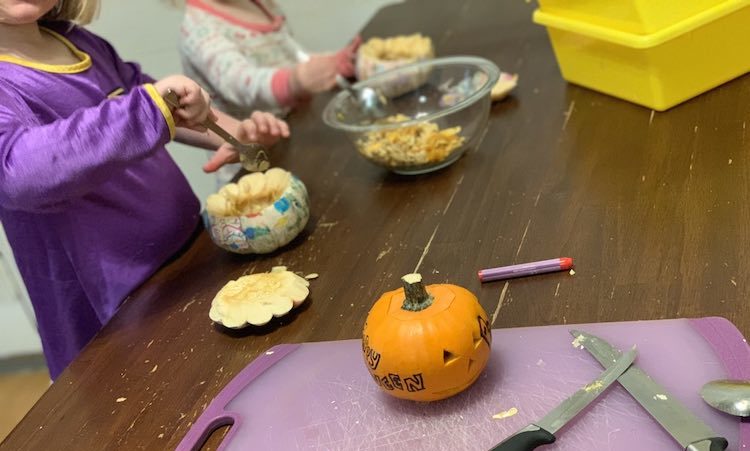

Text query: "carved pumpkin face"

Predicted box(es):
[362, 274, 491, 402]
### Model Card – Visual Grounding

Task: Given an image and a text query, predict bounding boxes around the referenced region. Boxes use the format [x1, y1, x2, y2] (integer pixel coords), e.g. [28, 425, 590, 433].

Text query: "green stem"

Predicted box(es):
[400, 273, 434, 312]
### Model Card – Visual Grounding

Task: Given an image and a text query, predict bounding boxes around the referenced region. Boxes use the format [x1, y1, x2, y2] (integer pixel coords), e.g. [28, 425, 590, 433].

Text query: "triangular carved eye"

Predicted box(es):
[468, 358, 475, 373]
[473, 337, 483, 349]
[443, 350, 460, 366]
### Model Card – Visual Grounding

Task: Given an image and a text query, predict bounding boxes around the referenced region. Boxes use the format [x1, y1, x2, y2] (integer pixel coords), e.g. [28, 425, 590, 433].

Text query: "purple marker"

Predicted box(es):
[478, 257, 574, 282]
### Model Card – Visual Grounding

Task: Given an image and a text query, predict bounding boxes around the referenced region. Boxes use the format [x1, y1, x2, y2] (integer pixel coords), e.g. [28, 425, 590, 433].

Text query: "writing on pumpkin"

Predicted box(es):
[362, 334, 381, 370]
[372, 372, 426, 393]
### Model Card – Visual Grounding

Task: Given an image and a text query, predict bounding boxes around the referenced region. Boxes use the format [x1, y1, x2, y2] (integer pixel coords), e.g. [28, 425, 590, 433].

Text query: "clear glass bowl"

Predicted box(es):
[323, 56, 500, 175]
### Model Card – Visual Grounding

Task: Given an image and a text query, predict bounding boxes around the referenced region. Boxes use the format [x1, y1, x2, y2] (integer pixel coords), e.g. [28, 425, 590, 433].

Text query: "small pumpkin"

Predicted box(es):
[355, 34, 434, 98]
[356, 34, 434, 80]
[204, 168, 309, 254]
[362, 273, 491, 402]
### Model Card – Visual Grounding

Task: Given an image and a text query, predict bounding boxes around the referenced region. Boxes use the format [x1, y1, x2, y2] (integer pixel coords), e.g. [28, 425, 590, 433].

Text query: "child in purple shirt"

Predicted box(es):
[0, 0, 289, 379]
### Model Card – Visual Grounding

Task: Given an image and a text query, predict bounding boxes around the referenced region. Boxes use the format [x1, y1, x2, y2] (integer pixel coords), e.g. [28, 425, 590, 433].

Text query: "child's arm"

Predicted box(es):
[95, 32, 290, 172]
[290, 37, 361, 95]
[173, 108, 244, 151]
[173, 108, 288, 155]
[176, 108, 290, 173]
[0, 77, 210, 212]
[174, 128, 224, 151]
[180, 13, 360, 111]
[92, 35, 227, 152]
[203, 109, 289, 173]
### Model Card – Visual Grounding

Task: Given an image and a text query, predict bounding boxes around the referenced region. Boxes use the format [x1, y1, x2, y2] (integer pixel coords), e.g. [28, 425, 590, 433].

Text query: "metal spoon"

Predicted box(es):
[700, 379, 750, 417]
[335, 75, 390, 119]
[163, 90, 270, 172]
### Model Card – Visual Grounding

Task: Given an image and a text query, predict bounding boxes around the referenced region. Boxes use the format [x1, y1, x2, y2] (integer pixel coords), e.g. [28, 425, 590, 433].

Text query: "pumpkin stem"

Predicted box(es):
[400, 273, 434, 312]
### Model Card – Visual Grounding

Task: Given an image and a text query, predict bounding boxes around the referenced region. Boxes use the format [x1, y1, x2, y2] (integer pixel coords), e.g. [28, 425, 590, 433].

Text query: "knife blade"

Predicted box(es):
[570, 329, 729, 451]
[488, 346, 637, 451]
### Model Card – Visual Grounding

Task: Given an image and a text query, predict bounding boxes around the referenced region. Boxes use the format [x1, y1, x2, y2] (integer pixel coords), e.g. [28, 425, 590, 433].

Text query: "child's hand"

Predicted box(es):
[237, 111, 290, 146]
[203, 112, 290, 173]
[154, 75, 215, 132]
[293, 54, 340, 94]
[335, 35, 362, 79]
[292, 36, 361, 96]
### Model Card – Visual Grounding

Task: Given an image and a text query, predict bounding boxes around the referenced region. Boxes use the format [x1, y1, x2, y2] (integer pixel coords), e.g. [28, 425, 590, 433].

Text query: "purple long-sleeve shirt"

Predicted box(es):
[0, 22, 200, 379]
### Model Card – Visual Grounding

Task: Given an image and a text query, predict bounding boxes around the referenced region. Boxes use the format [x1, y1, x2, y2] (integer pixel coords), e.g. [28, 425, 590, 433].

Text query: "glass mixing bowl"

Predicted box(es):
[323, 56, 500, 175]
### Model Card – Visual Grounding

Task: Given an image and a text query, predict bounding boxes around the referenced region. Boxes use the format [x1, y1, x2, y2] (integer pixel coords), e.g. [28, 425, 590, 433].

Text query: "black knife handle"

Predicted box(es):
[488, 424, 556, 451]
[687, 437, 729, 451]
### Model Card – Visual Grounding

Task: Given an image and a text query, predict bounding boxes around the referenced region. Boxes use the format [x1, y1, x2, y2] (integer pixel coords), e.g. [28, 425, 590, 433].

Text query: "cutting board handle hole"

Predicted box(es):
[197, 421, 233, 451]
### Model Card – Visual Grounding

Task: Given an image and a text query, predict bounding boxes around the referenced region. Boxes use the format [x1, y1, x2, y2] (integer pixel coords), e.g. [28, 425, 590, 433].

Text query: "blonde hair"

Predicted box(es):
[43, 0, 100, 25]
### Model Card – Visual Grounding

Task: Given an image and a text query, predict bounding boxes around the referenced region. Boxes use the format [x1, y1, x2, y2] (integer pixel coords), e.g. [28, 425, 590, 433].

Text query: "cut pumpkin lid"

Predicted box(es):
[210, 266, 310, 328]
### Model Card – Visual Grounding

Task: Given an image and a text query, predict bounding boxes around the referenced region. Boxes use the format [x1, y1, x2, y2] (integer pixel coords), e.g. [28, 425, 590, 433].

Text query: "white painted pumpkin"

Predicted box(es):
[204, 168, 309, 254]
[355, 34, 434, 97]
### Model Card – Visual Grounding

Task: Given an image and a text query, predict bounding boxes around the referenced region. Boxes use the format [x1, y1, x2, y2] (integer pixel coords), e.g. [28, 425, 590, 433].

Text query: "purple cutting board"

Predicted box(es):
[178, 317, 750, 450]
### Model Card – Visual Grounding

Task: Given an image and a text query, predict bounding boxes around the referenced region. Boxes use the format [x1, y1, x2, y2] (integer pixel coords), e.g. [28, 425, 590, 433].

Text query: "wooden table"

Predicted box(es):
[4, 0, 749, 449]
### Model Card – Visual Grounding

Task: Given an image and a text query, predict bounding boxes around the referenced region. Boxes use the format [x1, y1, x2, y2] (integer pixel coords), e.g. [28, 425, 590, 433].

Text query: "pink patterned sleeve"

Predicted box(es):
[180, 14, 296, 111]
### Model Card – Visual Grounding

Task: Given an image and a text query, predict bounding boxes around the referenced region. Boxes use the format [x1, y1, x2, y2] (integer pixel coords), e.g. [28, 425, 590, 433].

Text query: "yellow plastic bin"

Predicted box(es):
[537, 0, 727, 34]
[533, 0, 750, 111]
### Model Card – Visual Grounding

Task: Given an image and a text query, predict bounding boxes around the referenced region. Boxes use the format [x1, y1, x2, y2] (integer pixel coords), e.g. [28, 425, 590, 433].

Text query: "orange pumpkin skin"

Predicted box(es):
[362, 277, 492, 402]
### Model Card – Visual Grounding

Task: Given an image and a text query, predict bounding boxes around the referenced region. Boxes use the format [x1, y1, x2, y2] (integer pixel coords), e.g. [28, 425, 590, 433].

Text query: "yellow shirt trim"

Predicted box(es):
[143, 84, 176, 140]
[107, 87, 125, 98]
[0, 27, 92, 74]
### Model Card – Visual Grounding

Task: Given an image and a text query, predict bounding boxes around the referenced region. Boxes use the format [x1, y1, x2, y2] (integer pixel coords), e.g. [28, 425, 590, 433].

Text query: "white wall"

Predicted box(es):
[0, 227, 41, 358]
[0, 0, 401, 358]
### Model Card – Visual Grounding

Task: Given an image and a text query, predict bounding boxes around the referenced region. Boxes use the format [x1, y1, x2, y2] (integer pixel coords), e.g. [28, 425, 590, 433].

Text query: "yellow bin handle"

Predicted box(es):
[533, 0, 750, 49]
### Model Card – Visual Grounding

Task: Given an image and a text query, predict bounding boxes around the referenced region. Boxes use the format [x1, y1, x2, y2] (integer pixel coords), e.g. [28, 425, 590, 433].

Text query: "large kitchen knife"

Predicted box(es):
[570, 329, 729, 451]
[488, 346, 637, 450]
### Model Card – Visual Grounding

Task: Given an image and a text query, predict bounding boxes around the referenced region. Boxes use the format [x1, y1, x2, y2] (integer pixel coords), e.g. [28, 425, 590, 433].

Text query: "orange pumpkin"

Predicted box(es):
[362, 273, 492, 401]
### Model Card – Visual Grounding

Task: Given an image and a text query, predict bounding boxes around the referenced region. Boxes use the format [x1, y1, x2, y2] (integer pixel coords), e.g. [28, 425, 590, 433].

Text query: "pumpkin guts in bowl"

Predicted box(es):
[356, 114, 465, 167]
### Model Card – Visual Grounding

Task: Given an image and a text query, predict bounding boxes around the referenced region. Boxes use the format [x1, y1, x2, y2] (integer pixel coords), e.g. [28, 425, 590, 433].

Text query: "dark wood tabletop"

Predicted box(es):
[3, 0, 749, 449]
